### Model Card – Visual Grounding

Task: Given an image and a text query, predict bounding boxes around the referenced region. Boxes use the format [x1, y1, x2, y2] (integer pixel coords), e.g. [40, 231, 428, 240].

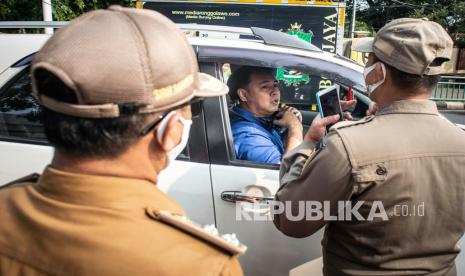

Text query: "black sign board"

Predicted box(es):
[144, 2, 341, 105]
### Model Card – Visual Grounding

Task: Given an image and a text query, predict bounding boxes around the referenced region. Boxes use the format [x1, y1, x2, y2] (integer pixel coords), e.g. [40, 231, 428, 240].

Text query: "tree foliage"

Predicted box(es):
[345, 0, 372, 36]
[53, 0, 134, 21]
[0, 0, 133, 33]
[356, 0, 465, 41]
[0, 0, 43, 21]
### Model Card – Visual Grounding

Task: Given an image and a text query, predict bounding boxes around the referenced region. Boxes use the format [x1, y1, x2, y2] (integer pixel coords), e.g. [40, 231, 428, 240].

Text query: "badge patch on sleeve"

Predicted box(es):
[146, 208, 247, 255]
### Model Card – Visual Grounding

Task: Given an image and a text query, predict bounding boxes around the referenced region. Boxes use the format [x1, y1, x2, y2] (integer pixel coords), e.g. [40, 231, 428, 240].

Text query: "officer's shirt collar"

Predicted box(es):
[35, 166, 184, 214]
[377, 99, 438, 116]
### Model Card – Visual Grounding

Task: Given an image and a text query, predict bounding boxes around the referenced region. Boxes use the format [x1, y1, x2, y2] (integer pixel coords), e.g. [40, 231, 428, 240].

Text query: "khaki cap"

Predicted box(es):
[353, 18, 453, 75]
[31, 6, 228, 118]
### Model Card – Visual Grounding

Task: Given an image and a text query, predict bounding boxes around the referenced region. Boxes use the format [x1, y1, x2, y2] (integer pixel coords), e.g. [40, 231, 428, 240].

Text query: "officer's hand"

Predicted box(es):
[366, 102, 379, 116]
[304, 114, 340, 143]
[338, 99, 357, 121]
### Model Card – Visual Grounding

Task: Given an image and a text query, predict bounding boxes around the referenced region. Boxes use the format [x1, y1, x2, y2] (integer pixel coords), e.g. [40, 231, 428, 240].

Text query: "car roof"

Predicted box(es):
[188, 36, 362, 72]
[188, 36, 366, 91]
[0, 34, 50, 74]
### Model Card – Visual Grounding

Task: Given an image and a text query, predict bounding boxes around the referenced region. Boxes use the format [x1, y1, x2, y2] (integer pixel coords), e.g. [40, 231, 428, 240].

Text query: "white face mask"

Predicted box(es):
[363, 62, 386, 94]
[156, 111, 192, 161]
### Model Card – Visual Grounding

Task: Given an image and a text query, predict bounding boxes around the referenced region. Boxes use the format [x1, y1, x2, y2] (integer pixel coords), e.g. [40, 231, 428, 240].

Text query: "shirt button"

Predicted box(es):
[376, 166, 387, 176]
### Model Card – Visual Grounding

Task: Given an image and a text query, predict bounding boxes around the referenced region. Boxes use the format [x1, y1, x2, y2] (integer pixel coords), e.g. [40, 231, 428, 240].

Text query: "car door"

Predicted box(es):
[199, 44, 369, 275]
[203, 85, 310, 276]
[0, 60, 215, 225]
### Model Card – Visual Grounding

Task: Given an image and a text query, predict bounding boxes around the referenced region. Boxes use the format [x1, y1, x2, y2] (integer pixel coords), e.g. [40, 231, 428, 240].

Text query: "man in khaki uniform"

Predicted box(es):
[273, 18, 465, 275]
[0, 6, 243, 276]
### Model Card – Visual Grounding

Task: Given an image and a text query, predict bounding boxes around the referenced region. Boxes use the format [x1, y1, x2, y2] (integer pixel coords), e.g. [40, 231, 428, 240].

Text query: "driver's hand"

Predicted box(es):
[285, 106, 302, 123]
[274, 106, 303, 151]
[273, 106, 302, 129]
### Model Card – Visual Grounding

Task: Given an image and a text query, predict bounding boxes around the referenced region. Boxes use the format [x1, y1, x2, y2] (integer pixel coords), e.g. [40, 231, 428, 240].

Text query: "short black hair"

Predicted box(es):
[227, 66, 274, 102]
[373, 55, 441, 93]
[34, 68, 151, 158]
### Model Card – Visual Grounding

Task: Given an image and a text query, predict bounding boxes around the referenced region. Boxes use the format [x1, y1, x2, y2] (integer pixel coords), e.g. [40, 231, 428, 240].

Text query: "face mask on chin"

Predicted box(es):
[363, 62, 386, 94]
[156, 111, 192, 163]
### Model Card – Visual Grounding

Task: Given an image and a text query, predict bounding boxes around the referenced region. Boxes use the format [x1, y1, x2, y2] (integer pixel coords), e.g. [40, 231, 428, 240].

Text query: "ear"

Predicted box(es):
[374, 63, 385, 81]
[237, 88, 248, 102]
[366, 63, 385, 85]
[156, 113, 182, 152]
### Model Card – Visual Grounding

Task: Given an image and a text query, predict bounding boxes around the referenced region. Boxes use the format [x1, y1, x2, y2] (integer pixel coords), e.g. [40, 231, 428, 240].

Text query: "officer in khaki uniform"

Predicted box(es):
[0, 6, 244, 276]
[273, 18, 465, 275]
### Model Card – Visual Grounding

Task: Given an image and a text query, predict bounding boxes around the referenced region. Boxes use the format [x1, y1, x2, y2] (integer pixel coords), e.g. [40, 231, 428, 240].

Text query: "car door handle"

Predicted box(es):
[221, 191, 274, 203]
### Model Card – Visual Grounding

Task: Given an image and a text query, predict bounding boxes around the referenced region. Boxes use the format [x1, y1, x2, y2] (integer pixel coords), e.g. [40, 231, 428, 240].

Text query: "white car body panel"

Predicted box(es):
[210, 163, 324, 275]
[0, 141, 53, 184]
[0, 34, 50, 74]
[157, 160, 215, 225]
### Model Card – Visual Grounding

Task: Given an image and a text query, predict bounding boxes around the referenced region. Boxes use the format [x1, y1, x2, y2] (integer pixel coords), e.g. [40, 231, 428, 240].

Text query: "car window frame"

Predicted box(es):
[197, 45, 366, 92]
[199, 44, 369, 169]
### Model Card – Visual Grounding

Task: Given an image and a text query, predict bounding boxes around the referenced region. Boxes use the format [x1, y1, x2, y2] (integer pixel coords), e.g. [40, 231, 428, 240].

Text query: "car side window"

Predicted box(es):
[221, 63, 362, 167]
[0, 70, 46, 142]
[222, 63, 321, 166]
[0, 68, 194, 159]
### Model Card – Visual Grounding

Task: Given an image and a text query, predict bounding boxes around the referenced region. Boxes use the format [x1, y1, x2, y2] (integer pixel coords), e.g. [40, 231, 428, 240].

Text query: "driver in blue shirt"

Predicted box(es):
[227, 66, 303, 164]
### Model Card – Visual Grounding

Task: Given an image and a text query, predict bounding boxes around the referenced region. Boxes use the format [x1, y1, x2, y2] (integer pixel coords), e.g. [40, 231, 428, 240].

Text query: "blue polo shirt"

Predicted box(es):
[229, 106, 285, 164]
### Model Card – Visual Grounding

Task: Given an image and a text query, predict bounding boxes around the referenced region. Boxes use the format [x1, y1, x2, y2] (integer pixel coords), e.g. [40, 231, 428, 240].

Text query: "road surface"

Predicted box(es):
[440, 110, 465, 126]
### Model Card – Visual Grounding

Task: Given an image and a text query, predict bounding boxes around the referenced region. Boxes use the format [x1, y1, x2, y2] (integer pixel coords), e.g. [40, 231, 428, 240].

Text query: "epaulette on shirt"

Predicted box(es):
[0, 173, 40, 189]
[145, 208, 247, 256]
[330, 115, 375, 131]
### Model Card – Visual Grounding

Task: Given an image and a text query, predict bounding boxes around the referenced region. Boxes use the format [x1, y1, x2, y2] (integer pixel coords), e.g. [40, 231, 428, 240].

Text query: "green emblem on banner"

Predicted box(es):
[275, 69, 310, 87]
[276, 22, 313, 87]
[287, 22, 313, 43]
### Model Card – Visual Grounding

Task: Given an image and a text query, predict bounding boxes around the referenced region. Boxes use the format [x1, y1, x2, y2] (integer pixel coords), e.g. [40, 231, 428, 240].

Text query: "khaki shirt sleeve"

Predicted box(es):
[218, 257, 243, 276]
[273, 132, 353, 238]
